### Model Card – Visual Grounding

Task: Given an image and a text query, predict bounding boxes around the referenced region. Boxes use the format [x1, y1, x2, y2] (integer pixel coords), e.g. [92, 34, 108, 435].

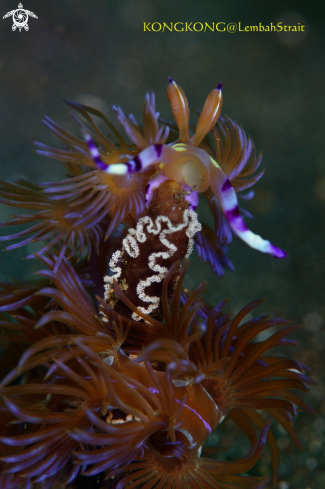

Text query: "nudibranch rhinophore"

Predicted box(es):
[84, 79, 286, 259]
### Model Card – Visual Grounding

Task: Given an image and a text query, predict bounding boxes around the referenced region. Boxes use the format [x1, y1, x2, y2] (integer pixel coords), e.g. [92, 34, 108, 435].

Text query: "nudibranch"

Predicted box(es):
[0, 80, 313, 489]
[85, 79, 286, 259]
[0, 78, 285, 275]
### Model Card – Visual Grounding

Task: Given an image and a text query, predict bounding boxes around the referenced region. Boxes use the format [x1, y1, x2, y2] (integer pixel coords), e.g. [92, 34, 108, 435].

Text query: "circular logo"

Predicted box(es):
[13, 9, 28, 29]
[3, 3, 38, 32]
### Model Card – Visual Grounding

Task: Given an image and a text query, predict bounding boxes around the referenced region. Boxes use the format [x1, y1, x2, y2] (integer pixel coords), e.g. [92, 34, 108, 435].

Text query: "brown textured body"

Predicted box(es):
[109, 180, 195, 321]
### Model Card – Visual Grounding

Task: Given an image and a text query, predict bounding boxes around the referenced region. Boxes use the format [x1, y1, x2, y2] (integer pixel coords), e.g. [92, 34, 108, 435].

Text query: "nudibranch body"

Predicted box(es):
[85, 79, 286, 259]
[0, 79, 285, 272]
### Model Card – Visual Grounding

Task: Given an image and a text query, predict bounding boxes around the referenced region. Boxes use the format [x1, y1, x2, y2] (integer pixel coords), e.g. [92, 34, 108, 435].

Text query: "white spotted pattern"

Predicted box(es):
[103, 210, 201, 320]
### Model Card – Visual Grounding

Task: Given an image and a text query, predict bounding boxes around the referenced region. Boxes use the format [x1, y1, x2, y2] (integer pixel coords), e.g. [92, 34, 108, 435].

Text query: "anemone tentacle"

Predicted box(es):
[107, 423, 270, 489]
[0, 80, 312, 489]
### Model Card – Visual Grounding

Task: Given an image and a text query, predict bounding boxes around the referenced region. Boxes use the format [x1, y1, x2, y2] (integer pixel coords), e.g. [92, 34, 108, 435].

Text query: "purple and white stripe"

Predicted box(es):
[211, 172, 286, 259]
[84, 133, 166, 176]
[84, 133, 107, 171]
[84, 132, 286, 259]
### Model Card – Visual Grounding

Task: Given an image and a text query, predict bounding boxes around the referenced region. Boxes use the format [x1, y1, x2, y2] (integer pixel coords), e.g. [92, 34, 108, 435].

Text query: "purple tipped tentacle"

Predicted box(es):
[239, 190, 255, 201]
[149, 90, 156, 110]
[83, 133, 129, 175]
[228, 141, 252, 181]
[128, 113, 140, 129]
[210, 197, 233, 245]
[156, 124, 170, 144]
[240, 207, 254, 219]
[84, 133, 173, 178]
[112, 105, 148, 149]
[210, 162, 286, 258]
[83, 133, 107, 171]
[194, 225, 235, 277]
[155, 126, 164, 143]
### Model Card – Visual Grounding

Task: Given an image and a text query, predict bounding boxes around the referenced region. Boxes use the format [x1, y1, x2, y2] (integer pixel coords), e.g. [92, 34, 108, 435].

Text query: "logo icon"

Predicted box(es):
[3, 3, 38, 32]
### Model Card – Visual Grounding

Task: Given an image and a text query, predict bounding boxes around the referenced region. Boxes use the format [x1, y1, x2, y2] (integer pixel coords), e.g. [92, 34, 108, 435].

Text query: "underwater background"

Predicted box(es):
[0, 0, 324, 487]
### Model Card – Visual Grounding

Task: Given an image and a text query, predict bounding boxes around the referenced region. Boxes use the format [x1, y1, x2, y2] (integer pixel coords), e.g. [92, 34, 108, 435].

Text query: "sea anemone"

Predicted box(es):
[0, 177, 103, 271]
[0, 80, 312, 489]
[0, 252, 312, 487]
[109, 425, 270, 489]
